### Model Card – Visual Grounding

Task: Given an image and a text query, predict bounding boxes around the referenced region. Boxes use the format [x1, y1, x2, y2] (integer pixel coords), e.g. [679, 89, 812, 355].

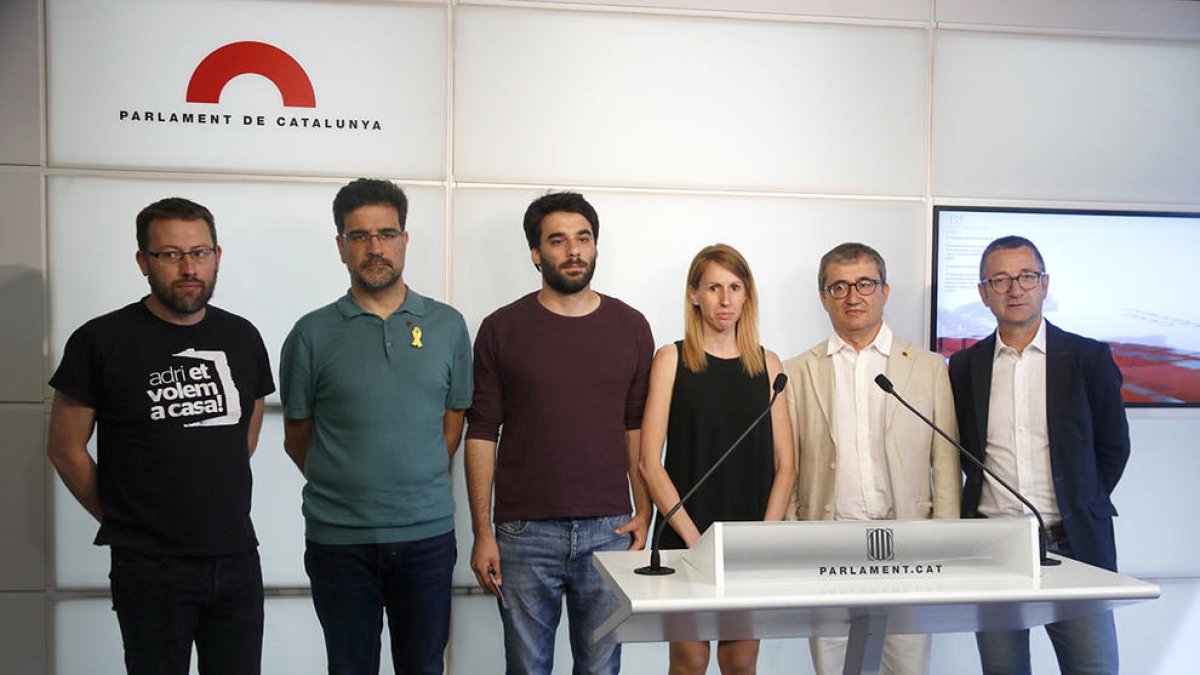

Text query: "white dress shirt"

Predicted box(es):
[979, 319, 1061, 524]
[829, 322, 895, 521]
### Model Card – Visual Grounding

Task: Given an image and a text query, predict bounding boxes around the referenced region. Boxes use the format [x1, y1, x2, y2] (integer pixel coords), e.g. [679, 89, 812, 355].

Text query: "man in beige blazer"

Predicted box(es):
[784, 242, 961, 675]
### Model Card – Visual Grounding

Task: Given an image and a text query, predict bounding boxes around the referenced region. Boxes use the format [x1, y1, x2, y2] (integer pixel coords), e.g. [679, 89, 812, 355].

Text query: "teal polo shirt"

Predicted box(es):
[280, 289, 473, 544]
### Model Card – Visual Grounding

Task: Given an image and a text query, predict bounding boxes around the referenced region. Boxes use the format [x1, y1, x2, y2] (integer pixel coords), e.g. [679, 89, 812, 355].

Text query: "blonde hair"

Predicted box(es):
[681, 244, 764, 376]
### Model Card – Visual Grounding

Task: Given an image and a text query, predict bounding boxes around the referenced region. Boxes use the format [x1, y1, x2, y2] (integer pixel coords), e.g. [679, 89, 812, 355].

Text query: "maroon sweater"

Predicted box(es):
[467, 292, 653, 522]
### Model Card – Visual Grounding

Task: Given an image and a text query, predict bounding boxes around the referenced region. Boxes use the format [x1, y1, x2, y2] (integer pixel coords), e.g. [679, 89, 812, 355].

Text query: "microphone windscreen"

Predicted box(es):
[772, 373, 788, 393]
[874, 373, 894, 393]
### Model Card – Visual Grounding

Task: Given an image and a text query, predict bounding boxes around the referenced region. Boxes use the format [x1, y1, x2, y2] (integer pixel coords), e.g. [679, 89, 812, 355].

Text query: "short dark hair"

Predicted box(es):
[136, 197, 216, 251]
[332, 178, 408, 234]
[817, 242, 887, 291]
[979, 235, 1045, 279]
[522, 192, 599, 250]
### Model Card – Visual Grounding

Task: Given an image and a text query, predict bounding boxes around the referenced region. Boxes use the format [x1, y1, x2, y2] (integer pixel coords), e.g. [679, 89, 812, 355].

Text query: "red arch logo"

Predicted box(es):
[186, 41, 316, 108]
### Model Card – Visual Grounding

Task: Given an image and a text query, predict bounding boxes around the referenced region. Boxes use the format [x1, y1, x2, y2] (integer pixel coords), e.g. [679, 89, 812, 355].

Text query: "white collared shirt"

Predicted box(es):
[829, 322, 895, 520]
[979, 319, 1061, 524]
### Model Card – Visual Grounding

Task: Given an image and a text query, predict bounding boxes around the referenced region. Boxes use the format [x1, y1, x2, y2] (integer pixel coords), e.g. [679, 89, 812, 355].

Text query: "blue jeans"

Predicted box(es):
[496, 515, 631, 675]
[976, 532, 1119, 675]
[109, 546, 263, 675]
[305, 531, 456, 675]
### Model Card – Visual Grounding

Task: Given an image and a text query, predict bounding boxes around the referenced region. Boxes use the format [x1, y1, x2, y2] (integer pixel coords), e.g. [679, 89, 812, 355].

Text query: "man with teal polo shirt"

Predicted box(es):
[280, 178, 472, 675]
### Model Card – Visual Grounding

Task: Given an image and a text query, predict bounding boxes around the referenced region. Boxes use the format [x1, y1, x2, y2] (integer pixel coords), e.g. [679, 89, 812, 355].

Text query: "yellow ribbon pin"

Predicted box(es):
[411, 325, 423, 348]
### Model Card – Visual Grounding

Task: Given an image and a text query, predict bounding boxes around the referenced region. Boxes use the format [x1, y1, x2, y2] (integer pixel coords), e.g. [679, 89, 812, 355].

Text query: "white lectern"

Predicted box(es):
[593, 519, 1159, 675]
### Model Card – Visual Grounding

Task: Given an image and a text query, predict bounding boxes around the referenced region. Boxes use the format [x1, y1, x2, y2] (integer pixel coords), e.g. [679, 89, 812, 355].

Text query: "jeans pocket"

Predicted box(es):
[597, 514, 633, 550]
[495, 519, 530, 536]
[109, 548, 177, 608]
[602, 513, 632, 531]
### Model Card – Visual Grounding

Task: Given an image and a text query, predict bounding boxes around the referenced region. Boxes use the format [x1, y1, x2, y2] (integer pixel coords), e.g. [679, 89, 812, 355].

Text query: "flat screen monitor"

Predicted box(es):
[932, 205, 1200, 407]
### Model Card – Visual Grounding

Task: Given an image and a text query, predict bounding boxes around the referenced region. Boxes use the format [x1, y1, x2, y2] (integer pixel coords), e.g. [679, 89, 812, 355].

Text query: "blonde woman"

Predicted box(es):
[639, 244, 796, 675]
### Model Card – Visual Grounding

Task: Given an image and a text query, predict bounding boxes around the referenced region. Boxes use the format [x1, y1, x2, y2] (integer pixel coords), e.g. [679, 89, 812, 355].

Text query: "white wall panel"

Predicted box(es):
[937, 0, 1200, 39]
[452, 189, 929, 360]
[53, 460, 109, 587]
[450, 446, 476, 587]
[0, 593, 46, 675]
[261, 596, 369, 675]
[448, 595, 508, 673]
[455, 8, 928, 194]
[0, 0, 42, 165]
[48, 0, 446, 177]
[509, 0, 930, 22]
[0, 170, 46, 402]
[1119, 579, 1200, 674]
[252, 410, 308, 587]
[1115, 413, 1200, 578]
[55, 598, 138, 674]
[932, 32, 1200, 203]
[0, 406, 46, 590]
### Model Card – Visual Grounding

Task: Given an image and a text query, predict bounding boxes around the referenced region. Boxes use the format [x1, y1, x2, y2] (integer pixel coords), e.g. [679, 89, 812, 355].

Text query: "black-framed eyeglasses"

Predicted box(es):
[340, 229, 404, 245]
[143, 248, 217, 264]
[823, 279, 882, 299]
[983, 271, 1043, 293]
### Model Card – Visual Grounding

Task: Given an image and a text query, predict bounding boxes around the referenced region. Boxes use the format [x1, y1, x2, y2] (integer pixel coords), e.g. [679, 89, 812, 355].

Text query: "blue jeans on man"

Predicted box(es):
[976, 531, 1119, 675]
[109, 547, 264, 675]
[305, 531, 457, 675]
[495, 514, 631, 675]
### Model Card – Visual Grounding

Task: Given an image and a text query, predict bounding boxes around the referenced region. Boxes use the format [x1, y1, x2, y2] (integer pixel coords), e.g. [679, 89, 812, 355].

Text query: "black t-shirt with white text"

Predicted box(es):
[50, 300, 275, 556]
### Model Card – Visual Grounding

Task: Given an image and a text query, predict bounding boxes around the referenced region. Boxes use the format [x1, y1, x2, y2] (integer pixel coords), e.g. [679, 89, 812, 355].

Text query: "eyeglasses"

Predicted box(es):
[823, 279, 882, 299]
[982, 271, 1044, 293]
[143, 248, 217, 264]
[340, 229, 404, 245]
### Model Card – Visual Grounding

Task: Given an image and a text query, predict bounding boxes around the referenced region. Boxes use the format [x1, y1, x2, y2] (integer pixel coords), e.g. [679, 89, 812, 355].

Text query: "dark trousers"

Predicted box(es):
[109, 547, 264, 675]
[305, 531, 456, 675]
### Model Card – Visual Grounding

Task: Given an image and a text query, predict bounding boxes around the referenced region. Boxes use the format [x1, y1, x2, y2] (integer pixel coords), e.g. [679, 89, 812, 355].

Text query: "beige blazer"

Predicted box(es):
[784, 334, 961, 522]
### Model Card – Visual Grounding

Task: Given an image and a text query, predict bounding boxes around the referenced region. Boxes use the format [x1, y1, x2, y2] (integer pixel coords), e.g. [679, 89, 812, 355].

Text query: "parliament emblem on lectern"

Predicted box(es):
[866, 528, 895, 561]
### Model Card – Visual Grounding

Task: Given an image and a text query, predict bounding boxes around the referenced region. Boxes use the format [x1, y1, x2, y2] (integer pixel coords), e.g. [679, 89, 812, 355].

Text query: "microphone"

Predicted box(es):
[636, 373, 788, 575]
[873, 373, 1061, 567]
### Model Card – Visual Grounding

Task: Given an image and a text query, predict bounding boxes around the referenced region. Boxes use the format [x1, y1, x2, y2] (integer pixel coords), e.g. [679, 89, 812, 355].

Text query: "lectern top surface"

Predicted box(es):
[595, 550, 1159, 613]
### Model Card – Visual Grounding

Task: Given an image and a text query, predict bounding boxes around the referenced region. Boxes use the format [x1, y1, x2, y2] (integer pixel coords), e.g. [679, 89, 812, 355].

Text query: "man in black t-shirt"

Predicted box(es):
[47, 197, 274, 675]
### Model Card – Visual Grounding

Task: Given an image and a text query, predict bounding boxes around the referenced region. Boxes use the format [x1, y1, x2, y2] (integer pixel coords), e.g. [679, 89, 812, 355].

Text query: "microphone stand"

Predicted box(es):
[636, 374, 787, 576]
[873, 374, 1061, 567]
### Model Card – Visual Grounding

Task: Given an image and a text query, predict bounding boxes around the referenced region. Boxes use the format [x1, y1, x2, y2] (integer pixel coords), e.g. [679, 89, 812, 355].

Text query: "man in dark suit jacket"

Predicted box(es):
[948, 235, 1130, 675]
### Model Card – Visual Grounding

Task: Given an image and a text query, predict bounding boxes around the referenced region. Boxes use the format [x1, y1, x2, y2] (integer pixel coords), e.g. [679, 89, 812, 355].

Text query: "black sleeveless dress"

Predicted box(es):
[655, 341, 775, 550]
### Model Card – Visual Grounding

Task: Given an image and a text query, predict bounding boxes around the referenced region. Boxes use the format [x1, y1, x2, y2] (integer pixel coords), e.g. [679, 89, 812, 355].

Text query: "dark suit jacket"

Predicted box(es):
[948, 321, 1130, 571]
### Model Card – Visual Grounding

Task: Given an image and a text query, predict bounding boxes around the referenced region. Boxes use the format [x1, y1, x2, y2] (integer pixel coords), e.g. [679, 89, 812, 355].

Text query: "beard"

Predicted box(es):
[148, 270, 216, 316]
[352, 254, 402, 291]
[541, 257, 596, 295]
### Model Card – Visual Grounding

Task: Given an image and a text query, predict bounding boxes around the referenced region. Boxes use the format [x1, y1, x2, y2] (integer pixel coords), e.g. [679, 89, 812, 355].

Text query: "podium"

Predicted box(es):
[593, 519, 1159, 675]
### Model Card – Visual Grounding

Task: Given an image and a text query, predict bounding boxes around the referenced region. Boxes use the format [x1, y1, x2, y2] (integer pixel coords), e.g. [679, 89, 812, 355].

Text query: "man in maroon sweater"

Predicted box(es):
[466, 192, 654, 675]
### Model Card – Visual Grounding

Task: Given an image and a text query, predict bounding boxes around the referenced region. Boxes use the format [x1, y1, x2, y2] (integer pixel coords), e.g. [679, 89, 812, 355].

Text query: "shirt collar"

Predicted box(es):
[993, 317, 1047, 358]
[827, 322, 892, 356]
[335, 287, 428, 321]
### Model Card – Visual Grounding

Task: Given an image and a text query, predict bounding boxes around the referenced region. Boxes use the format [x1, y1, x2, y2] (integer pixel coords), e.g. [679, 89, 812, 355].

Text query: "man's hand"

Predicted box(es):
[471, 533, 503, 596]
[616, 513, 650, 551]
